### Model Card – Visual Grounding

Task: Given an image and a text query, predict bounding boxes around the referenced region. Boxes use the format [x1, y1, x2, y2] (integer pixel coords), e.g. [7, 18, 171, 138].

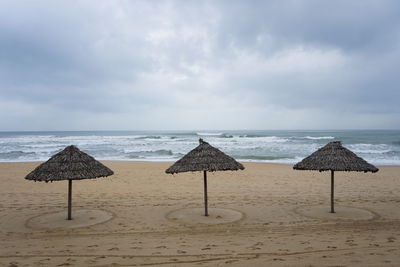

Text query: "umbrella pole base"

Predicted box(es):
[67, 180, 72, 220]
[330, 171, 335, 214]
[204, 171, 209, 217]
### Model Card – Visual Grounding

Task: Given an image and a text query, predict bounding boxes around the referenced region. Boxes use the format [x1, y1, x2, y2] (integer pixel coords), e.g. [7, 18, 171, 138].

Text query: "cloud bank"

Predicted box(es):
[1, 0, 399, 130]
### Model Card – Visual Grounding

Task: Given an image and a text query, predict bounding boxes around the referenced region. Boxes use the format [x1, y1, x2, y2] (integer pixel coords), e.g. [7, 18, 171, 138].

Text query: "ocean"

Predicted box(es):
[0, 130, 399, 165]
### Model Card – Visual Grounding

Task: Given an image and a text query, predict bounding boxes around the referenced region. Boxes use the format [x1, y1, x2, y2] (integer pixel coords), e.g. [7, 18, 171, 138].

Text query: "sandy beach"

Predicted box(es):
[1, 161, 400, 266]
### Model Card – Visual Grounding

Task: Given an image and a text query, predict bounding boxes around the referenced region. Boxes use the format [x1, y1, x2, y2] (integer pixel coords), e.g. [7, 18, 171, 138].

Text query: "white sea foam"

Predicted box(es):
[0, 131, 399, 165]
[197, 132, 224, 136]
[303, 136, 335, 140]
[347, 144, 392, 154]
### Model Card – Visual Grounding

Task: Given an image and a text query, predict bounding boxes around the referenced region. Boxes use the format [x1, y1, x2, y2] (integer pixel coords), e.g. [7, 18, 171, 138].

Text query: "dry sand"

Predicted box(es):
[1, 161, 400, 266]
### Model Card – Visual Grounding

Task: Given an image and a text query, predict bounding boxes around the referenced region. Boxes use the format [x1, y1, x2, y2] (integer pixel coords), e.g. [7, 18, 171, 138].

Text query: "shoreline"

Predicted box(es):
[1, 160, 398, 168]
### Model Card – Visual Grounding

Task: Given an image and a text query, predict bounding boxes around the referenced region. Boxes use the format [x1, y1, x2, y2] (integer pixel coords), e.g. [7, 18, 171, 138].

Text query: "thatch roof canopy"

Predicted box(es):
[293, 141, 378, 173]
[25, 145, 114, 182]
[166, 139, 244, 174]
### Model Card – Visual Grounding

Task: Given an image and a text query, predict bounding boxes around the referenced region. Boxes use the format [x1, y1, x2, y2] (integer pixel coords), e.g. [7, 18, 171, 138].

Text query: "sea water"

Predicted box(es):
[0, 130, 399, 165]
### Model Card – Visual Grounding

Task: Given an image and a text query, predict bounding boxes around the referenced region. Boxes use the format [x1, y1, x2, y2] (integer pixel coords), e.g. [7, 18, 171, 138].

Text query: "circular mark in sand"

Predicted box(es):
[294, 205, 378, 221]
[167, 208, 243, 225]
[27, 209, 113, 229]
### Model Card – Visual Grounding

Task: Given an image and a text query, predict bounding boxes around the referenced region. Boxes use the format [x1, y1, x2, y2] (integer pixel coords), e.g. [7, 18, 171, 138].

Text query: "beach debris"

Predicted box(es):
[293, 141, 378, 213]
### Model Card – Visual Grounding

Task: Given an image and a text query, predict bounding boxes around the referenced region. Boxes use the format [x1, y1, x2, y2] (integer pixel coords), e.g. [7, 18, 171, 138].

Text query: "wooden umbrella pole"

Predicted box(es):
[330, 170, 335, 213]
[68, 179, 72, 220]
[203, 171, 209, 216]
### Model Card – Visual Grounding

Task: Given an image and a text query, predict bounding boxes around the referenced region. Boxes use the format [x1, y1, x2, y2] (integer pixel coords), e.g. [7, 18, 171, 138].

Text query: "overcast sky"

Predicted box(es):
[1, 0, 399, 131]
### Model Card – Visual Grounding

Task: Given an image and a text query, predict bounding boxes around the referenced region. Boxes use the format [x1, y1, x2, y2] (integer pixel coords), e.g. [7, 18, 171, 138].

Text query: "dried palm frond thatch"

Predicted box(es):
[166, 139, 244, 174]
[293, 141, 378, 213]
[166, 139, 244, 216]
[26, 145, 114, 182]
[293, 141, 378, 172]
[25, 145, 114, 220]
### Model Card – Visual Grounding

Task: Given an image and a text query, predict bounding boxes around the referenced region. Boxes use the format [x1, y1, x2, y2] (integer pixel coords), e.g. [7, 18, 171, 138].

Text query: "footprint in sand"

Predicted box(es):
[249, 242, 263, 250]
[85, 259, 97, 264]
[387, 237, 396, 243]
[345, 240, 357, 247]
[278, 249, 289, 252]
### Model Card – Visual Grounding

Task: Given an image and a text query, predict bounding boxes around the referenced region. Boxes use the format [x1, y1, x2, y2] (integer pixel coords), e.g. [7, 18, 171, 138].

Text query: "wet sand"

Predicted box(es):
[1, 161, 399, 266]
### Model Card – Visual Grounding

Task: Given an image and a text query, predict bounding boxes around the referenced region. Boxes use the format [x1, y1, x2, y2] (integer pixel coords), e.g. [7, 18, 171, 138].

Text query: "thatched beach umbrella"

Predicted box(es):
[166, 139, 244, 216]
[293, 141, 378, 213]
[25, 145, 113, 220]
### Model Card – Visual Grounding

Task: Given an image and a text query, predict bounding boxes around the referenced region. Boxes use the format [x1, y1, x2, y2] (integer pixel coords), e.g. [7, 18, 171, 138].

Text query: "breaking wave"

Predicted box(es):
[0, 130, 399, 165]
[303, 136, 335, 140]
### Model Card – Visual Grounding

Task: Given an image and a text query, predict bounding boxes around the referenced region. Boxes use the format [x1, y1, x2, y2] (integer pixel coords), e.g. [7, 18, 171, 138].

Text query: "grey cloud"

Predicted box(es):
[0, 0, 399, 130]
[214, 0, 400, 53]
